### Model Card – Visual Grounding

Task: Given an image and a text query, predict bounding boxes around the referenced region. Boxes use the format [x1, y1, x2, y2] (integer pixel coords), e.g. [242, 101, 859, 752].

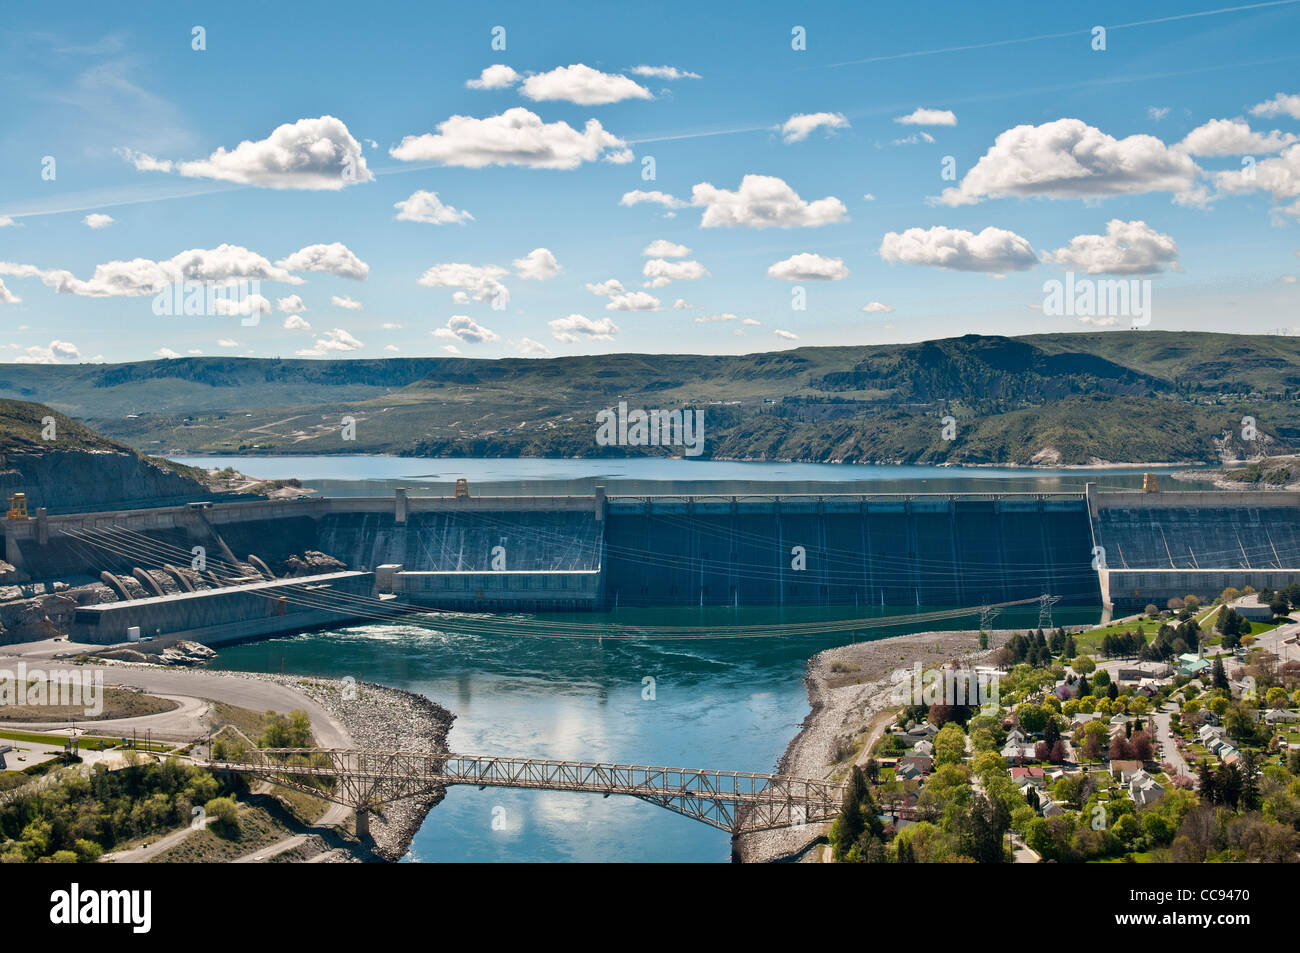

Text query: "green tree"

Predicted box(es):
[205, 796, 241, 835]
[934, 722, 968, 767]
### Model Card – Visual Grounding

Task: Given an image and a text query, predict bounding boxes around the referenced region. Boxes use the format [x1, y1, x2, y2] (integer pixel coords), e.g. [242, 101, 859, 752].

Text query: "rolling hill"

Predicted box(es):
[1, 331, 1297, 466]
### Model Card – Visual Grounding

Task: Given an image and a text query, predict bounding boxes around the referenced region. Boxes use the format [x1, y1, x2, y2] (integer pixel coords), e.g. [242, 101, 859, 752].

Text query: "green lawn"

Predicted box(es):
[1075, 605, 1281, 657]
[0, 728, 173, 752]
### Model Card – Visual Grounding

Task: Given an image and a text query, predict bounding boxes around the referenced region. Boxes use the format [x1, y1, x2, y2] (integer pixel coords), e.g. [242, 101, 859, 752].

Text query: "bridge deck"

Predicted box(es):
[208, 748, 846, 834]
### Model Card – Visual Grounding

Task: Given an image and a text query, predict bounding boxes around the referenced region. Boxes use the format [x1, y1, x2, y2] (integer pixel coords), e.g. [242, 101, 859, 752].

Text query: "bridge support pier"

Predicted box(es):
[355, 807, 370, 840]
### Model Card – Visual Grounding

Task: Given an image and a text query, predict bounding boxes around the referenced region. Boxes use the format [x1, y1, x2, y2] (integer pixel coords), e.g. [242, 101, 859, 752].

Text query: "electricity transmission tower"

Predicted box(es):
[1038, 594, 1061, 630]
[979, 603, 1001, 632]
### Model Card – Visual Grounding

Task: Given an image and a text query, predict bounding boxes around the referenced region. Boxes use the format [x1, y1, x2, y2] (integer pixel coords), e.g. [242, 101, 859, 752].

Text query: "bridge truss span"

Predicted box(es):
[209, 748, 846, 835]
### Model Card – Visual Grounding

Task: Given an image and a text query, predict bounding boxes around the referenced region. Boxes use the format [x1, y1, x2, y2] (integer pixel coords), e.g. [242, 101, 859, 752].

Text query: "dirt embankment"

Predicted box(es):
[735, 629, 1013, 863]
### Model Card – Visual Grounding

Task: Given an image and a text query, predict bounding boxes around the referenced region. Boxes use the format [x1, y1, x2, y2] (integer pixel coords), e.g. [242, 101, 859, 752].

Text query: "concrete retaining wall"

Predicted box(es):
[68, 571, 376, 645]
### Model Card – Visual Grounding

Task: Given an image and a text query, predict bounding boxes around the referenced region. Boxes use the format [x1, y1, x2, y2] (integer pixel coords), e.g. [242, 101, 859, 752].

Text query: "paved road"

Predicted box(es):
[1153, 704, 1190, 780]
[1011, 834, 1040, 863]
[103, 815, 218, 863]
[1, 694, 210, 740]
[0, 649, 350, 748]
[854, 710, 896, 769]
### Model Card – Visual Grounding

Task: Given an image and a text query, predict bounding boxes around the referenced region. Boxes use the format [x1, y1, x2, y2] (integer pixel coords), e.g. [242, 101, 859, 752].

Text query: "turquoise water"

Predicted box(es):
[209, 604, 1098, 862]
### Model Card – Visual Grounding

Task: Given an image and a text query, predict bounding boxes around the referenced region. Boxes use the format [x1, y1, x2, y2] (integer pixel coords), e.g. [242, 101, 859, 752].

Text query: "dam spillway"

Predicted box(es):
[602, 494, 1095, 608]
[8, 485, 1300, 645]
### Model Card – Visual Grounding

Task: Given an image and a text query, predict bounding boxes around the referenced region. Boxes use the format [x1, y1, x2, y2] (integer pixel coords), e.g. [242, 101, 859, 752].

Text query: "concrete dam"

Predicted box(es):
[4, 485, 1299, 645]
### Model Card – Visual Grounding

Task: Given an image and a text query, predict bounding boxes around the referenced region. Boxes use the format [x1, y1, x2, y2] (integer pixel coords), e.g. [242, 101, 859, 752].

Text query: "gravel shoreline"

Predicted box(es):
[735, 629, 1014, 864]
[243, 673, 455, 862]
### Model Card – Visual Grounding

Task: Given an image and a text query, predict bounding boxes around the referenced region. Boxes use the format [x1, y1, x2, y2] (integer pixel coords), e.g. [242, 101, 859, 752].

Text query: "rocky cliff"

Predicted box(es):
[0, 449, 211, 512]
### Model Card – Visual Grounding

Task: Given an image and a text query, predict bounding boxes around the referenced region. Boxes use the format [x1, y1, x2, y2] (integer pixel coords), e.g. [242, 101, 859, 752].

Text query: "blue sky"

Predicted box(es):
[1, 0, 1299, 365]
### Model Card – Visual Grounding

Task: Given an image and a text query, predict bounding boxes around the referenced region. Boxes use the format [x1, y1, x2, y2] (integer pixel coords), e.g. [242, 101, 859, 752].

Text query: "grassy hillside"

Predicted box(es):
[0, 399, 131, 453]
[0, 398, 213, 485]
[3, 331, 1298, 465]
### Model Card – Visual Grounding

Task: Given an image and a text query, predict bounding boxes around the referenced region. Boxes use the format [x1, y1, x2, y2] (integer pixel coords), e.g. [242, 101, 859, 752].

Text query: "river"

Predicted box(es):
[189, 456, 1142, 862]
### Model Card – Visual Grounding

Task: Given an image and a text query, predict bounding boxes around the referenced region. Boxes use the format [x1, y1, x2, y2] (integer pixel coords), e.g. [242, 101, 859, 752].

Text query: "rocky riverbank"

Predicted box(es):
[735, 629, 1013, 864]
[245, 673, 455, 862]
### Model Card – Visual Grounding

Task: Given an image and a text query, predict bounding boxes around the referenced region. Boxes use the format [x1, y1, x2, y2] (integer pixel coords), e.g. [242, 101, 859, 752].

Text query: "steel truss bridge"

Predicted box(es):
[207, 748, 846, 836]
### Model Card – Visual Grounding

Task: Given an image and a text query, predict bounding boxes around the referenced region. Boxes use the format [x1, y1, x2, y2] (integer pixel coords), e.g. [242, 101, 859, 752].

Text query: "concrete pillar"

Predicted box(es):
[355, 808, 369, 840]
[4, 531, 22, 571]
[375, 564, 403, 594]
[594, 485, 605, 522]
[35, 508, 48, 545]
[395, 487, 408, 524]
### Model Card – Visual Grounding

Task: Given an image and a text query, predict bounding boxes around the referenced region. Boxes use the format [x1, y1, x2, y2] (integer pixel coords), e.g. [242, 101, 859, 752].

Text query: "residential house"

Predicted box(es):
[912, 739, 934, 756]
[896, 755, 933, 780]
[1129, 769, 1166, 807]
[1070, 712, 1102, 729]
[1197, 724, 1225, 746]
[1010, 766, 1046, 787]
[1178, 653, 1211, 678]
[906, 722, 939, 740]
[1110, 759, 1145, 782]
[1002, 740, 1038, 761]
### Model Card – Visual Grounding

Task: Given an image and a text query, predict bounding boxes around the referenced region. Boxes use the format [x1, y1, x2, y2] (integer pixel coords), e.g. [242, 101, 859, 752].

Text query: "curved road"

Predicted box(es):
[0, 646, 350, 749]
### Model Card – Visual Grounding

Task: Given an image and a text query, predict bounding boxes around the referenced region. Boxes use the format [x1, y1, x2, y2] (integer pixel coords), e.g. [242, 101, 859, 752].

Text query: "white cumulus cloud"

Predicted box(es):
[519, 64, 652, 105]
[1042, 219, 1180, 275]
[936, 118, 1202, 206]
[296, 328, 364, 357]
[879, 225, 1038, 274]
[149, 116, 373, 190]
[433, 315, 500, 344]
[779, 112, 849, 143]
[605, 291, 661, 311]
[517, 337, 552, 355]
[0, 244, 300, 298]
[620, 190, 688, 209]
[14, 339, 80, 364]
[417, 262, 510, 306]
[1179, 118, 1297, 156]
[585, 279, 626, 296]
[277, 242, 369, 280]
[549, 314, 620, 342]
[83, 214, 114, 229]
[394, 190, 474, 224]
[1250, 93, 1300, 120]
[391, 108, 631, 168]
[642, 239, 690, 258]
[466, 65, 521, 90]
[766, 253, 849, 281]
[691, 174, 847, 228]
[331, 294, 363, 310]
[212, 294, 271, 319]
[642, 258, 708, 287]
[513, 247, 560, 280]
[894, 108, 957, 126]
